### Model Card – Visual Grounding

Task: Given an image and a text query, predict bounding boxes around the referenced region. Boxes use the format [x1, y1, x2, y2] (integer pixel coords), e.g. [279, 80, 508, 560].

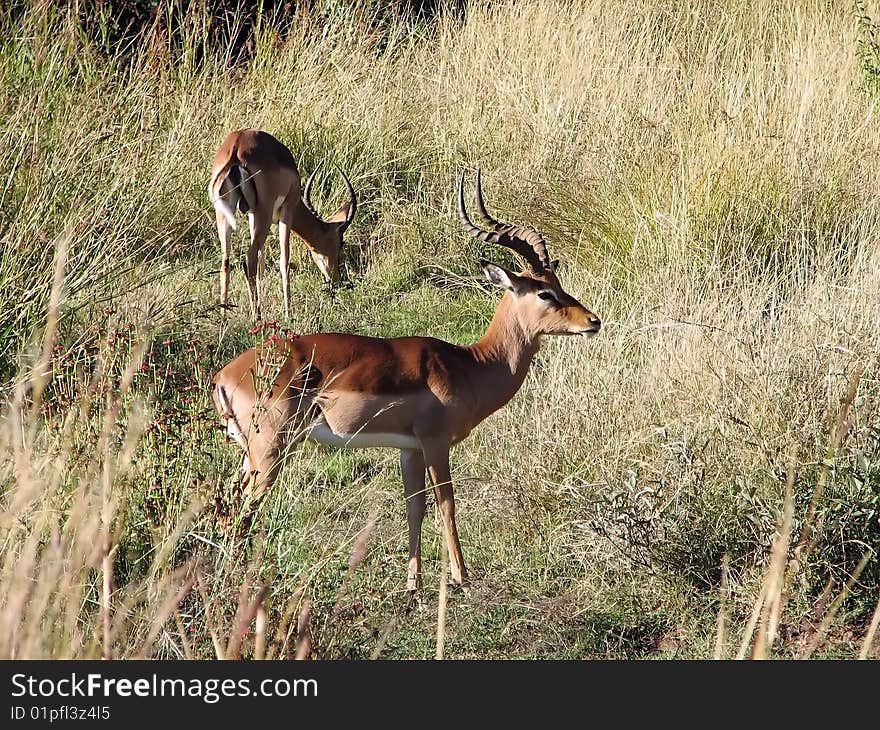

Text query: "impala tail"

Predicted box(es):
[208, 156, 259, 231]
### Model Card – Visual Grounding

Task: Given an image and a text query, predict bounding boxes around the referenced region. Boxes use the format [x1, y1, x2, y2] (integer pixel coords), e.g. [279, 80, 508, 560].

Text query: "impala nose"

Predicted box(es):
[579, 314, 601, 338]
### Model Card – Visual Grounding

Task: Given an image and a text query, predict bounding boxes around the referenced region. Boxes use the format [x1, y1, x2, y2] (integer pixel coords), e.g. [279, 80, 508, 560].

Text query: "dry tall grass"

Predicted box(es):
[0, 0, 878, 658]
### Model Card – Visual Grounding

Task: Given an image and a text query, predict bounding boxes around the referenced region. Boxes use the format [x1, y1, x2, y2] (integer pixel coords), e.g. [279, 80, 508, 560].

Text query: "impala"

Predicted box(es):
[211, 170, 601, 591]
[208, 128, 358, 321]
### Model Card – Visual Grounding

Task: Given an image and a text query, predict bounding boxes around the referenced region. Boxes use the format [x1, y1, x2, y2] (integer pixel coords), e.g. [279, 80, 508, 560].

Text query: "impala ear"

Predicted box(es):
[480, 259, 524, 292]
[549, 259, 560, 272]
[327, 200, 355, 228]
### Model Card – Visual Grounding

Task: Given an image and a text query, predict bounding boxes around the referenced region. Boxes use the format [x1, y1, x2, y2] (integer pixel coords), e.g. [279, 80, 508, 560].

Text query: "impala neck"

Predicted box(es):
[289, 199, 334, 251]
[467, 292, 542, 412]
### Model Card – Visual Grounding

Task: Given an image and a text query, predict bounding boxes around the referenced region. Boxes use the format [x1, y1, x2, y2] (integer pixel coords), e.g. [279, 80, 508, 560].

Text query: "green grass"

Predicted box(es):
[0, 0, 878, 659]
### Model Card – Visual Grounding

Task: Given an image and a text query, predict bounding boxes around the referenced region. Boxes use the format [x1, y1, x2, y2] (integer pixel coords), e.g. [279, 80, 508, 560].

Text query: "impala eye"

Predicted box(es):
[537, 290, 558, 304]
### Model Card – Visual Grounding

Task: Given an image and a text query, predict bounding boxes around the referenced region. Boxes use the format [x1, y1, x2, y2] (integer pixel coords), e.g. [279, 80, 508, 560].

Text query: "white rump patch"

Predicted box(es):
[217, 387, 246, 449]
[214, 195, 237, 230]
[226, 419, 246, 449]
[308, 422, 420, 450]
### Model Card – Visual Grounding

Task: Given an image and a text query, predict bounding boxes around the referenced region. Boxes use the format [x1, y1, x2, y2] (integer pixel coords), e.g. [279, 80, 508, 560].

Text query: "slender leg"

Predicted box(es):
[216, 209, 233, 311]
[257, 232, 267, 295]
[400, 449, 427, 592]
[246, 213, 271, 322]
[420, 440, 468, 587]
[278, 219, 292, 320]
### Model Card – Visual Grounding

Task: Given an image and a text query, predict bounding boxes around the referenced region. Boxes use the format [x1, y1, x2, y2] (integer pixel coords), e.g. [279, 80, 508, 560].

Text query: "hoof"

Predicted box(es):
[404, 589, 427, 614]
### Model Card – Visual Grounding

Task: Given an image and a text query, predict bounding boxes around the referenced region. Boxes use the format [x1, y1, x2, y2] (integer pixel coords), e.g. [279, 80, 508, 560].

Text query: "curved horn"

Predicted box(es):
[303, 159, 325, 214]
[334, 163, 357, 230]
[474, 168, 506, 232]
[458, 171, 493, 240]
[477, 169, 551, 269]
[457, 169, 551, 274]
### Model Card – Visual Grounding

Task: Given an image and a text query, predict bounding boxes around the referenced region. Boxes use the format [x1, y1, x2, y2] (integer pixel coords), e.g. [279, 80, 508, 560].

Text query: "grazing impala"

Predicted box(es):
[211, 170, 601, 591]
[208, 128, 358, 320]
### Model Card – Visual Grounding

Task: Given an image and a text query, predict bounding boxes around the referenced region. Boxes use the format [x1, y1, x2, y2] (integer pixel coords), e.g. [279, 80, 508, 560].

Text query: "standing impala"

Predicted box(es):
[211, 170, 601, 591]
[208, 128, 358, 321]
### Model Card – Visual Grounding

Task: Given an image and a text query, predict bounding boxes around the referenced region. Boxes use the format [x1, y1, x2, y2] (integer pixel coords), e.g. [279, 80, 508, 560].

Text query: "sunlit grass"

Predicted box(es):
[0, 0, 877, 658]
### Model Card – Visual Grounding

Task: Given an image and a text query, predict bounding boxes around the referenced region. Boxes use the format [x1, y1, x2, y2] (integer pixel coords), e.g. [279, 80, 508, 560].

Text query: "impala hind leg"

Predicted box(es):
[216, 208, 234, 311]
[400, 449, 427, 593]
[240, 428, 284, 502]
[420, 440, 469, 587]
[240, 403, 312, 502]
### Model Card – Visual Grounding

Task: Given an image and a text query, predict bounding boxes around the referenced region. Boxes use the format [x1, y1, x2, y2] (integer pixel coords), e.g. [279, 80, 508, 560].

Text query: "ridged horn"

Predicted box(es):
[457, 169, 551, 274]
[334, 163, 357, 231]
[302, 160, 325, 215]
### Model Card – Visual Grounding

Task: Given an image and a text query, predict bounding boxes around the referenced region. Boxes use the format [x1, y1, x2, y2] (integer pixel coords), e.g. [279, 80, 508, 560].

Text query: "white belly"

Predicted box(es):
[307, 422, 420, 450]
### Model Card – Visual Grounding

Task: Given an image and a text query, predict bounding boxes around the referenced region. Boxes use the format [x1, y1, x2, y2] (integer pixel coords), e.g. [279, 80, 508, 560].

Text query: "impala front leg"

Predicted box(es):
[278, 219, 292, 320]
[400, 449, 427, 593]
[421, 440, 469, 588]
